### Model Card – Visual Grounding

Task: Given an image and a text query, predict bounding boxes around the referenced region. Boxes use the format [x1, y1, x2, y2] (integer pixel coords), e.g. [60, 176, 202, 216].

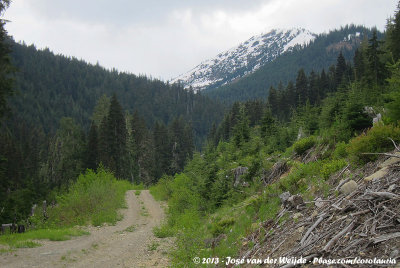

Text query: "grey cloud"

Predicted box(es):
[27, 0, 269, 26]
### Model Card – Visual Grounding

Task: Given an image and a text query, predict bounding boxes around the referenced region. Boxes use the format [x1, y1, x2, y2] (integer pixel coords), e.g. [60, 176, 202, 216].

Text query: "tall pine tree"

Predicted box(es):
[85, 121, 99, 170]
[387, 2, 400, 61]
[102, 94, 128, 178]
[0, 0, 12, 118]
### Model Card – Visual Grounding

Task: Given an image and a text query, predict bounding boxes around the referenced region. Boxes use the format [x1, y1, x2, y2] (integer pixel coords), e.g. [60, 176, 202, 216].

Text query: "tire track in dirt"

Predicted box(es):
[0, 190, 172, 268]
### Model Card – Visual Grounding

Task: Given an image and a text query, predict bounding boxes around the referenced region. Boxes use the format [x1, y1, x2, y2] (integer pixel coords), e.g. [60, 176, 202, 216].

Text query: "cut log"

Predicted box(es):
[300, 213, 326, 246]
[323, 221, 355, 252]
[361, 152, 400, 159]
[366, 191, 399, 199]
[372, 232, 400, 244]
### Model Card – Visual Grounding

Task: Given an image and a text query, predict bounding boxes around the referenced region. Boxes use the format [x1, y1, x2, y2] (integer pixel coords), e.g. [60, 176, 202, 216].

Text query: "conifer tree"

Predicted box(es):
[85, 121, 99, 170]
[0, 0, 13, 119]
[229, 102, 241, 132]
[98, 115, 109, 167]
[130, 111, 155, 184]
[91, 94, 110, 128]
[244, 100, 264, 127]
[44, 117, 85, 187]
[385, 61, 400, 124]
[367, 29, 387, 85]
[335, 51, 347, 87]
[221, 114, 231, 141]
[169, 117, 185, 173]
[353, 48, 366, 81]
[104, 94, 128, 178]
[267, 86, 278, 113]
[261, 107, 277, 139]
[233, 105, 250, 147]
[153, 121, 172, 178]
[183, 123, 194, 160]
[295, 69, 308, 106]
[286, 81, 296, 111]
[308, 70, 320, 105]
[387, 2, 400, 61]
[319, 69, 329, 98]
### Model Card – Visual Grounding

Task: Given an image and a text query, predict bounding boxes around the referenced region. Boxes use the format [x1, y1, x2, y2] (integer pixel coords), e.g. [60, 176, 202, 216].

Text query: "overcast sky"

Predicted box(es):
[4, 0, 399, 80]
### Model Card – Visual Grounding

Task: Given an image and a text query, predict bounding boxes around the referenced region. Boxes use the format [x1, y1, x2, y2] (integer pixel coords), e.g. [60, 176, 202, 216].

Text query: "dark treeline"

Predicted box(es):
[8, 40, 224, 147]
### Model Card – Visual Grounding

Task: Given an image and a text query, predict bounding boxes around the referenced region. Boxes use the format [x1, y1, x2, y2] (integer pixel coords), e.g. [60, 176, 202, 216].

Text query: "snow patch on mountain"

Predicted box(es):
[171, 28, 317, 91]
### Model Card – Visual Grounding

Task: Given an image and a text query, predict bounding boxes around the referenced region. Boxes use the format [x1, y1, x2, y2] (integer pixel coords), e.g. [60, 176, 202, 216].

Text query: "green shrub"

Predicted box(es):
[347, 124, 400, 164]
[292, 136, 316, 155]
[149, 175, 173, 201]
[320, 159, 347, 179]
[210, 217, 235, 236]
[131, 183, 145, 190]
[153, 224, 174, 238]
[332, 141, 348, 159]
[46, 168, 131, 227]
[168, 174, 200, 218]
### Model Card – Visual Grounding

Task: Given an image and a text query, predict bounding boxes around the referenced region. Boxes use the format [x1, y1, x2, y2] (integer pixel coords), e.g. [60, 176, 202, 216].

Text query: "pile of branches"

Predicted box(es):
[239, 166, 400, 267]
[283, 170, 399, 265]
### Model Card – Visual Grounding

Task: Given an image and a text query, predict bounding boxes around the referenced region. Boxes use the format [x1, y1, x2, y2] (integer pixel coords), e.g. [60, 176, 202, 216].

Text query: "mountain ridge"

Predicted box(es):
[171, 28, 316, 91]
[204, 25, 377, 104]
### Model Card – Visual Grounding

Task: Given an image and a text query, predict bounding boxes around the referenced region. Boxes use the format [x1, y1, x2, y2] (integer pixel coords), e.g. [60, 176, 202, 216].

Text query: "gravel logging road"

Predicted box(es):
[0, 190, 172, 268]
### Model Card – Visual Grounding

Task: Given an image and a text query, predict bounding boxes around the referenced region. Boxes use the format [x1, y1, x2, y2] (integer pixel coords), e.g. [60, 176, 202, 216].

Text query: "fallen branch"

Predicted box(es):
[342, 238, 364, 252]
[388, 137, 400, 152]
[334, 164, 350, 191]
[270, 238, 287, 255]
[323, 221, 355, 252]
[372, 232, 400, 244]
[361, 152, 400, 159]
[300, 213, 326, 246]
[365, 191, 399, 200]
[302, 149, 313, 163]
[304, 199, 332, 204]
[350, 209, 370, 217]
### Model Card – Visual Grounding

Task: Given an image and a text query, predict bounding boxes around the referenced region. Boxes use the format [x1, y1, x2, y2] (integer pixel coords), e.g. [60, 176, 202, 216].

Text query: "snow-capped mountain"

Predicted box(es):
[171, 28, 317, 91]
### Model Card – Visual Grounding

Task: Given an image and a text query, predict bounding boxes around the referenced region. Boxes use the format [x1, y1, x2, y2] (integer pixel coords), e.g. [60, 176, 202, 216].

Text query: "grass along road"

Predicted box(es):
[0, 190, 172, 268]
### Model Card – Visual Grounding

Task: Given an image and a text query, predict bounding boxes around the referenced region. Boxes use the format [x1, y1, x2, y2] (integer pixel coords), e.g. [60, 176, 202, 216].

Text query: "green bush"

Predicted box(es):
[320, 159, 347, 179]
[45, 168, 131, 227]
[149, 175, 173, 201]
[332, 141, 348, 159]
[210, 217, 235, 236]
[347, 124, 400, 164]
[168, 174, 200, 220]
[292, 136, 316, 155]
[153, 223, 174, 238]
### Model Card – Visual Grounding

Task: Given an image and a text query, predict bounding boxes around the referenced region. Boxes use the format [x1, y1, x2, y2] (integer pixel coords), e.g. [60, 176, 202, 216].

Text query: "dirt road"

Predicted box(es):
[0, 190, 173, 268]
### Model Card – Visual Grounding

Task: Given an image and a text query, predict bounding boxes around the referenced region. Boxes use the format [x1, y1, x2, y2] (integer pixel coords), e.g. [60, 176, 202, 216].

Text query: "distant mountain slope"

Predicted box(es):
[203, 25, 378, 104]
[8, 41, 225, 145]
[171, 28, 316, 91]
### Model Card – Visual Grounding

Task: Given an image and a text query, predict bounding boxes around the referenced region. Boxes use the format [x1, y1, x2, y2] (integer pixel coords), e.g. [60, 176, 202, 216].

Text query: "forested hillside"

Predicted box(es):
[8, 41, 224, 144]
[150, 7, 400, 266]
[204, 25, 380, 104]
